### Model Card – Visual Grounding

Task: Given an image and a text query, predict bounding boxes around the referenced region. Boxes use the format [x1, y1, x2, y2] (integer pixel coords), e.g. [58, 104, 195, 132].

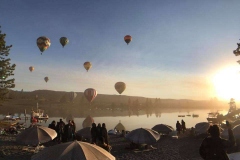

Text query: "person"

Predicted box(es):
[71, 120, 76, 140]
[181, 120, 186, 133]
[56, 119, 65, 142]
[176, 121, 181, 134]
[199, 121, 235, 160]
[96, 123, 102, 143]
[101, 123, 109, 145]
[48, 120, 56, 130]
[63, 120, 74, 142]
[91, 123, 97, 144]
[98, 136, 112, 152]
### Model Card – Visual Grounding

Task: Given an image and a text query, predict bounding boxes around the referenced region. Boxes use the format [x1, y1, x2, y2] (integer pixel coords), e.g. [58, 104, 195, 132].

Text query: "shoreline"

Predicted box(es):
[0, 130, 203, 160]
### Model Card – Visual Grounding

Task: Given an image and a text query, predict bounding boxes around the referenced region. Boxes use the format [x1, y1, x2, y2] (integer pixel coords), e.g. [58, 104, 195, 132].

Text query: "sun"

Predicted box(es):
[212, 66, 240, 101]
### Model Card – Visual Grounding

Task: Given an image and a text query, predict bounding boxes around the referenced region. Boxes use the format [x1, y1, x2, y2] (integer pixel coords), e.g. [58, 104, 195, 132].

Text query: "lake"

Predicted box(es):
[1, 107, 228, 131]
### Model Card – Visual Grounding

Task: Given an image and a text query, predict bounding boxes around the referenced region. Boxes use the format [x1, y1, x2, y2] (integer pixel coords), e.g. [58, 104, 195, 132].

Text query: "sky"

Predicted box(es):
[1, 0, 240, 101]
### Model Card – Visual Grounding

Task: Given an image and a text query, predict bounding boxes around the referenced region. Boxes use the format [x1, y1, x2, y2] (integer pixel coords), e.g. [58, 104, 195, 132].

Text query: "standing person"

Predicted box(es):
[64, 120, 74, 142]
[57, 119, 65, 143]
[48, 120, 57, 141]
[101, 123, 109, 145]
[71, 120, 76, 140]
[181, 119, 186, 133]
[176, 121, 181, 134]
[96, 123, 102, 143]
[91, 123, 97, 144]
[199, 121, 235, 160]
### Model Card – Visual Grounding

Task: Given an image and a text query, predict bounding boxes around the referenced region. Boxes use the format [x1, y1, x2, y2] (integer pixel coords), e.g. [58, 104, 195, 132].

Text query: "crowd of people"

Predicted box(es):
[47, 120, 111, 152]
[48, 119, 76, 143]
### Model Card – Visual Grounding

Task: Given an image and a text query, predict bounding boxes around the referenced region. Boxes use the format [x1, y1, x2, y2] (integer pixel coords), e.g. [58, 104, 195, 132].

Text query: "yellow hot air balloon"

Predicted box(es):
[124, 35, 132, 45]
[29, 66, 34, 72]
[83, 62, 92, 72]
[115, 82, 126, 94]
[44, 77, 49, 83]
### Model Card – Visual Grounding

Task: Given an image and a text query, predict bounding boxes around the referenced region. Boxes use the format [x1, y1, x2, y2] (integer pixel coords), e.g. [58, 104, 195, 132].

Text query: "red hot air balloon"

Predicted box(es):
[84, 88, 97, 103]
[124, 35, 132, 45]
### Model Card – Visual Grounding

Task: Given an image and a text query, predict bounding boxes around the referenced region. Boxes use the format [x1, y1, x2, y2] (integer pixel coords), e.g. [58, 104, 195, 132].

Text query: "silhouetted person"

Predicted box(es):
[101, 123, 109, 145]
[96, 123, 102, 143]
[48, 120, 56, 131]
[176, 121, 181, 134]
[98, 136, 111, 152]
[199, 122, 235, 160]
[181, 120, 186, 133]
[91, 123, 97, 144]
[56, 119, 65, 142]
[71, 120, 76, 140]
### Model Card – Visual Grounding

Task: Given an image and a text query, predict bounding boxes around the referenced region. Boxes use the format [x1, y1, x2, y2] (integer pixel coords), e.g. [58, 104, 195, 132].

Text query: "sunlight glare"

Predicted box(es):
[212, 66, 240, 101]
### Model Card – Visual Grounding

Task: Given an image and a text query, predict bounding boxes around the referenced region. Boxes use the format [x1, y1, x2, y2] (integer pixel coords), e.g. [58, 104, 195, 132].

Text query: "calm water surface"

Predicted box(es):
[1, 108, 228, 131]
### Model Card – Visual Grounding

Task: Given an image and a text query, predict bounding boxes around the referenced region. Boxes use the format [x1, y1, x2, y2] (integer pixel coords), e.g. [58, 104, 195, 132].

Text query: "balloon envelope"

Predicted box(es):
[29, 66, 34, 72]
[37, 36, 51, 53]
[115, 82, 126, 94]
[44, 77, 49, 83]
[69, 92, 77, 102]
[124, 35, 132, 45]
[60, 37, 69, 47]
[84, 88, 97, 103]
[83, 62, 92, 72]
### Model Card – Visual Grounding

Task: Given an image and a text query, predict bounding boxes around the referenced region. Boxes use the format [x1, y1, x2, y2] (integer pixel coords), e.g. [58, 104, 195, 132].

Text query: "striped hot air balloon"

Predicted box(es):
[84, 88, 97, 103]
[124, 35, 132, 45]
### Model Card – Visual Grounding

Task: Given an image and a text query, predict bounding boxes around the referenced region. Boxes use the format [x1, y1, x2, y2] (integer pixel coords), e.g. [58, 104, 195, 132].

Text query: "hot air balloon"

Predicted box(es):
[83, 62, 92, 72]
[36, 36, 51, 55]
[44, 77, 49, 83]
[29, 66, 34, 72]
[124, 35, 132, 45]
[70, 92, 77, 102]
[84, 88, 97, 103]
[59, 37, 69, 48]
[115, 82, 126, 94]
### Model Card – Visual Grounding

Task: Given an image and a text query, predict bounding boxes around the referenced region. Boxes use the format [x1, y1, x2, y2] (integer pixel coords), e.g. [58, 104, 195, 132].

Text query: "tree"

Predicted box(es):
[0, 26, 16, 104]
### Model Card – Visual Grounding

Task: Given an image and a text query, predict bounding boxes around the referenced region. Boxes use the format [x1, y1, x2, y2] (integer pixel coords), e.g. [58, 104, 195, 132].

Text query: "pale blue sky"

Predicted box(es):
[1, 0, 240, 100]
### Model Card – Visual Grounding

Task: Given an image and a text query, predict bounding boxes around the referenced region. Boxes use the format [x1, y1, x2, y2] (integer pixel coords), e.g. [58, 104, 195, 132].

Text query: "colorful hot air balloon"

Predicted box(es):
[44, 77, 49, 83]
[84, 88, 97, 103]
[60, 37, 69, 48]
[115, 82, 126, 94]
[29, 66, 34, 72]
[83, 62, 92, 72]
[124, 35, 132, 45]
[36, 36, 51, 55]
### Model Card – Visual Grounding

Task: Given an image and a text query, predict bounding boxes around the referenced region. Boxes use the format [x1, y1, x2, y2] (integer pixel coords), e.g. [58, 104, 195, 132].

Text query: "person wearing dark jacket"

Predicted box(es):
[91, 123, 97, 144]
[199, 122, 235, 160]
[48, 120, 56, 131]
[101, 123, 109, 145]
[96, 123, 102, 142]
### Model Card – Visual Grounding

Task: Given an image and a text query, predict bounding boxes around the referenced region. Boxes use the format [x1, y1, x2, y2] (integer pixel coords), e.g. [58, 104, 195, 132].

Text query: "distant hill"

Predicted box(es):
[2, 89, 227, 109]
